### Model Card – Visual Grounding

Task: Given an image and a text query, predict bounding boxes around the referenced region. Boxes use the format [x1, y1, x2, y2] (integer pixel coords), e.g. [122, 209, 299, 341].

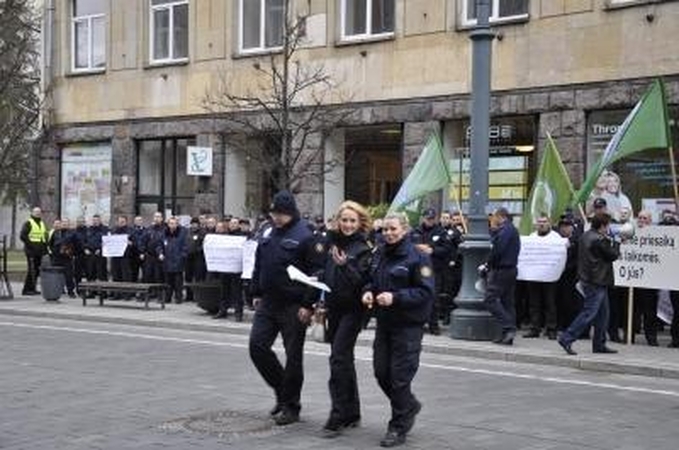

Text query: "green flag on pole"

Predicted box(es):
[389, 132, 451, 224]
[519, 133, 575, 235]
[574, 79, 671, 206]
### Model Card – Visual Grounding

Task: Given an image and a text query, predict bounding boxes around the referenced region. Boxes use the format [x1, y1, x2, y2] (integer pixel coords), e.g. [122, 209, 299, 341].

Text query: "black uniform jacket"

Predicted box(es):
[364, 237, 435, 326]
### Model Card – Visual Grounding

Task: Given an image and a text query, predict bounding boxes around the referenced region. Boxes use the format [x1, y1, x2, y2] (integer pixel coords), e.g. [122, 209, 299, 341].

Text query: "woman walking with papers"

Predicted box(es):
[361, 212, 435, 448]
[316, 201, 373, 438]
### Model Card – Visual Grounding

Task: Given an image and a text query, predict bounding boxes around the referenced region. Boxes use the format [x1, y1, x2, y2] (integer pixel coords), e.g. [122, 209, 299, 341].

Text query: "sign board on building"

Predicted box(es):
[61, 144, 112, 222]
[186, 146, 213, 176]
[613, 226, 679, 290]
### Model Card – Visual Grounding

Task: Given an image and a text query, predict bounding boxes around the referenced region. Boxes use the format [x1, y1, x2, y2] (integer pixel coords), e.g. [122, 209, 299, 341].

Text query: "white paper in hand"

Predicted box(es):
[286, 265, 331, 292]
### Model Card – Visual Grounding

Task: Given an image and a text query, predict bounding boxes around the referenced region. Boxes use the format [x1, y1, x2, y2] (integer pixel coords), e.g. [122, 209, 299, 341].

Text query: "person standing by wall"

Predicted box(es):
[160, 217, 188, 304]
[362, 211, 434, 448]
[20, 207, 48, 296]
[47, 218, 77, 298]
[84, 215, 109, 282]
[482, 207, 521, 346]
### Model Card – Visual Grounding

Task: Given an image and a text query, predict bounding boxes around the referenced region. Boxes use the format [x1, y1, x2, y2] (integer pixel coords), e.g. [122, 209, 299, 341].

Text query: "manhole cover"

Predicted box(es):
[160, 409, 281, 441]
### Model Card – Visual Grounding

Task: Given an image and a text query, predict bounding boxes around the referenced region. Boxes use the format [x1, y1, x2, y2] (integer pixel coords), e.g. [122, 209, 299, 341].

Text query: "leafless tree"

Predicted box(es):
[203, 0, 353, 193]
[0, 0, 41, 204]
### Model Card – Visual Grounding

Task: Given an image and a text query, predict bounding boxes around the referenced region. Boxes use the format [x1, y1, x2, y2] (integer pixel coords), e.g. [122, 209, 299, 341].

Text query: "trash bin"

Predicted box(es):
[41, 265, 65, 301]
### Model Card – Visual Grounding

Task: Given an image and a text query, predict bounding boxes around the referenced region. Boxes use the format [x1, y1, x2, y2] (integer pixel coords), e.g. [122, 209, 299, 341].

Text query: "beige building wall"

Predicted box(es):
[48, 0, 679, 126]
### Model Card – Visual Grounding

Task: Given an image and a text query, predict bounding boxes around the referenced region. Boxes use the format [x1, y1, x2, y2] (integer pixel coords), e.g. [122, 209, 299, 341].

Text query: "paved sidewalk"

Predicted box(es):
[1, 283, 678, 380]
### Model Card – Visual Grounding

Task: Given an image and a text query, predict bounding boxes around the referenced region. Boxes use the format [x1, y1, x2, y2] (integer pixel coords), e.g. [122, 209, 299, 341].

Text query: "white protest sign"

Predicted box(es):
[203, 234, 247, 273]
[517, 235, 569, 282]
[613, 226, 679, 290]
[102, 234, 129, 257]
[241, 240, 258, 280]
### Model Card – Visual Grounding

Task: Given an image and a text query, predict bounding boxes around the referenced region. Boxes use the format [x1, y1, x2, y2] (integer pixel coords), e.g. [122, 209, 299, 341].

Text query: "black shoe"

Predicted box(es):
[380, 430, 406, 448]
[668, 342, 679, 349]
[322, 418, 343, 438]
[593, 346, 618, 354]
[558, 338, 577, 355]
[523, 329, 540, 338]
[403, 399, 422, 434]
[429, 325, 441, 336]
[647, 338, 659, 347]
[609, 334, 623, 343]
[269, 403, 282, 418]
[494, 330, 515, 346]
[68, 292, 77, 299]
[546, 330, 557, 341]
[274, 409, 299, 426]
[213, 310, 228, 319]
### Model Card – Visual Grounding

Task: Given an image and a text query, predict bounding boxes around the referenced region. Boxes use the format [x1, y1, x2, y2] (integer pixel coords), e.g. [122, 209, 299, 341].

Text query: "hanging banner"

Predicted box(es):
[187, 146, 213, 176]
[517, 235, 569, 282]
[613, 226, 679, 290]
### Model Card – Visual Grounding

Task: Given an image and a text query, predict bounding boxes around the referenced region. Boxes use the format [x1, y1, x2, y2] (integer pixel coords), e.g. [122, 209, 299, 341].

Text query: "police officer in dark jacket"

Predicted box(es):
[160, 217, 188, 304]
[317, 201, 372, 438]
[142, 212, 165, 285]
[184, 217, 205, 302]
[411, 208, 456, 335]
[441, 211, 464, 324]
[73, 217, 88, 289]
[249, 191, 319, 426]
[362, 212, 435, 448]
[558, 213, 621, 355]
[128, 216, 146, 282]
[48, 218, 77, 298]
[110, 216, 133, 292]
[482, 207, 521, 346]
[84, 215, 109, 282]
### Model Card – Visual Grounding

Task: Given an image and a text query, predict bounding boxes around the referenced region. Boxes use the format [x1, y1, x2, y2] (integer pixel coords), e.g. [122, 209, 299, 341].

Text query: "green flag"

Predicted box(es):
[389, 132, 451, 223]
[519, 133, 575, 235]
[575, 79, 671, 205]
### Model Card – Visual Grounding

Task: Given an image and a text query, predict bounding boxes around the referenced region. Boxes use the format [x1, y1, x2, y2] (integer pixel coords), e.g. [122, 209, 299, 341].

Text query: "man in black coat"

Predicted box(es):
[83, 215, 109, 282]
[249, 191, 319, 426]
[483, 207, 521, 346]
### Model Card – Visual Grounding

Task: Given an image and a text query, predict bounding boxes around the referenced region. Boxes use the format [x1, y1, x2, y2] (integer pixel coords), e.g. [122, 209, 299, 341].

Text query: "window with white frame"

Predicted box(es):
[341, 0, 395, 40]
[463, 0, 529, 25]
[240, 0, 285, 52]
[72, 0, 106, 71]
[150, 0, 189, 63]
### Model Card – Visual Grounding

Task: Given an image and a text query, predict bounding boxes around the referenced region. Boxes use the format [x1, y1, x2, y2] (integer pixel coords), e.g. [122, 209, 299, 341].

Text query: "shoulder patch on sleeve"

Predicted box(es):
[315, 242, 325, 253]
[420, 266, 433, 278]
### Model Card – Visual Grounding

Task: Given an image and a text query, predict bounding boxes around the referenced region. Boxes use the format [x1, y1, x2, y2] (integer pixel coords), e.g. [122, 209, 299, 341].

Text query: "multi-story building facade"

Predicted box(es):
[39, 0, 679, 224]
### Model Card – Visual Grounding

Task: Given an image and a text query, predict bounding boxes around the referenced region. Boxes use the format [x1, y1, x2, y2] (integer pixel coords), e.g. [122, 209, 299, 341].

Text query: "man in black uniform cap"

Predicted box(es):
[249, 191, 319, 426]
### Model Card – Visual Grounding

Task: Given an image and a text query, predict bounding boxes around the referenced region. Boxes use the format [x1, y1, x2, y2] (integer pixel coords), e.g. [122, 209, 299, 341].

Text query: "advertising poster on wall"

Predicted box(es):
[61, 144, 112, 222]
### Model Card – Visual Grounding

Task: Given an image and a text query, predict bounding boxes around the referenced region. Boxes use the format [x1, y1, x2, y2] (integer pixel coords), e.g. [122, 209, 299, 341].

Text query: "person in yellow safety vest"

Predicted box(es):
[20, 207, 49, 296]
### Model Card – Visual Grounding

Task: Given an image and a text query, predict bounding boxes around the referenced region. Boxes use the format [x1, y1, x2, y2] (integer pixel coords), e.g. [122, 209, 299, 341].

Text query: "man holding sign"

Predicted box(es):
[249, 191, 319, 426]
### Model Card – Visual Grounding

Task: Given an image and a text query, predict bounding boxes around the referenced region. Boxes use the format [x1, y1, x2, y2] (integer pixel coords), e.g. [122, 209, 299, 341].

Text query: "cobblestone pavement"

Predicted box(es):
[1, 315, 679, 450]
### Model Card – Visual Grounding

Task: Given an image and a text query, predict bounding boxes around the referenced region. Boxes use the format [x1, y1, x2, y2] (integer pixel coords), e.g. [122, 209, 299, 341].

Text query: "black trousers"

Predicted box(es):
[327, 308, 363, 423]
[373, 324, 423, 435]
[556, 271, 580, 331]
[249, 303, 306, 414]
[143, 255, 163, 284]
[164, 271, 183, 303]
[184, 252, 206, 301]
[633, 288, 658, 343]
[431, 265, 453, 327]
[73, 254, 86, 287]
[218, 273, 243, 317]
[22, 253, 43, 293]
[608, 286, 627, 339]
[527, 281, 557, 332]
[670, 291, 679, 346]
[483, 268, 517, 332]
[111, 257, 132, 282]
[85, 254, 107, 281]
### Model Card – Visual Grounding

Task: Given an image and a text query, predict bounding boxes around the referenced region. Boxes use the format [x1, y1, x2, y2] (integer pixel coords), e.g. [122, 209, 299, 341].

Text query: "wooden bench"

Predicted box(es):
[78, 281, 168, 309]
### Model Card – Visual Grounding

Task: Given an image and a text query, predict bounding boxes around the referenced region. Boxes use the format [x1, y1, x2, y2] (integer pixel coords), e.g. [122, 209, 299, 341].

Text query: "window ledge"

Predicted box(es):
[145, 59, 190, 69]
[66, 68, 107, 78]
[604, 0, 677, 11]
[232, 47, 284, 60]
[335, 32, 395, 47]
[456, 14, 529, 32]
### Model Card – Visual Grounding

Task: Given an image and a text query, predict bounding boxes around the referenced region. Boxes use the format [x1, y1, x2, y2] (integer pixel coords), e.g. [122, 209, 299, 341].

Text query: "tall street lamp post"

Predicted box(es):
[450, 0, 498, 340]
